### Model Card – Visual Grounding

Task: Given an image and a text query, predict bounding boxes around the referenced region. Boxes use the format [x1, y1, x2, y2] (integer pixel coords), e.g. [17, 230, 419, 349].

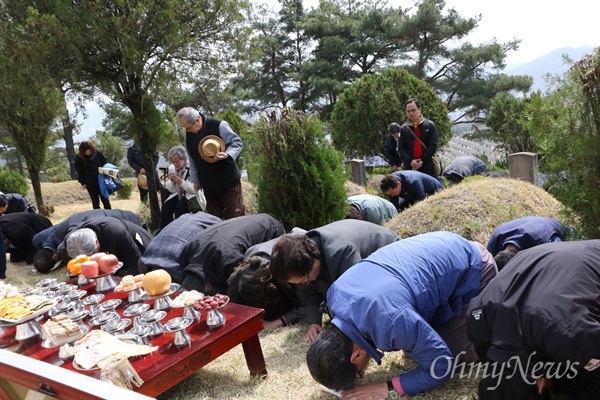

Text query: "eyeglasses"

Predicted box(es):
[180, 119, 196, 131]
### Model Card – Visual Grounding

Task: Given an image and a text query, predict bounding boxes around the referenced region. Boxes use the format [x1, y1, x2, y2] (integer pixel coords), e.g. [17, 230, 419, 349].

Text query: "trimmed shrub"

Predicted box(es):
[0, 167, 28, 195]
[248, 110, 348, 230]
[115, 178, 133, 200]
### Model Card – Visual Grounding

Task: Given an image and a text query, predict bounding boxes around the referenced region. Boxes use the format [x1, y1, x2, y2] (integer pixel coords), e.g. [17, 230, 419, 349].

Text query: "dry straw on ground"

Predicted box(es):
[385, 176, 570, 244]
[7, 177, 575, 400]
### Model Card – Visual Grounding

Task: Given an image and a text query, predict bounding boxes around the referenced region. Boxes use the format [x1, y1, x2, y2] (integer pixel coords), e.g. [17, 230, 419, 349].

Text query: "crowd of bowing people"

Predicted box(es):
[0, 104, 596, 399]
[0, 193, 597, 399]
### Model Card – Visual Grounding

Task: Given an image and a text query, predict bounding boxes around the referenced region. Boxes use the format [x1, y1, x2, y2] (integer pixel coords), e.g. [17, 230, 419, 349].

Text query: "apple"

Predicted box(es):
[90, 252, 106, 263]
[81, 261, 99, 278]
[98, 254, 120, 274]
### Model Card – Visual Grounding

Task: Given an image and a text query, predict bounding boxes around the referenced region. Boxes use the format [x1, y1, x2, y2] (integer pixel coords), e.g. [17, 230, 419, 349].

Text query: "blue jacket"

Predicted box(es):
[328, 231, 482, 395]
[487, 216, 569, 256]
[390, 170, 443, 207]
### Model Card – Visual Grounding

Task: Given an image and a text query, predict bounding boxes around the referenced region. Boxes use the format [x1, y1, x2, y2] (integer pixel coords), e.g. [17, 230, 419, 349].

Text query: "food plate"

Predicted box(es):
[36, 278, 57, 288]
[0, 300, 57, 325]
[41, 330, 85, 349]
[192, 295, 229, 312]
[70, 262, 124, 279]
[139, 283, 180, 301]
[170, 290, 204, 308]
[163, 317, 193, 333]
[72, 358, 100, 371]
[113, 284, 141, 294]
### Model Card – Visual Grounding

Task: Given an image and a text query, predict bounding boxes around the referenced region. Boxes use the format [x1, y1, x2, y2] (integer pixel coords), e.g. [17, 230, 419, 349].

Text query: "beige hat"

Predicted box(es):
[137, 173, 148, 190]
[198, 135, 226, 163]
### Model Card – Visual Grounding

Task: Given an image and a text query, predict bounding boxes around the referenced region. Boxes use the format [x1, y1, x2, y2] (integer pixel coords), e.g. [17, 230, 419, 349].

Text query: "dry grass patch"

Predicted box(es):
[386, 177, 573, 243]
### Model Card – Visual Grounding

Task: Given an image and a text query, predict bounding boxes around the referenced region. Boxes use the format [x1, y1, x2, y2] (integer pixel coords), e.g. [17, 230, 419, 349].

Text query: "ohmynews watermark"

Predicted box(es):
[430, 352, 579, 390]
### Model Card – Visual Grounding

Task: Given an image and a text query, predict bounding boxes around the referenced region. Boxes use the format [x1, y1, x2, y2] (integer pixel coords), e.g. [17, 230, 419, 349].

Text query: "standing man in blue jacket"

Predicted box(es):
[306, 231, 497, 399]
[380, 170, 443, 211]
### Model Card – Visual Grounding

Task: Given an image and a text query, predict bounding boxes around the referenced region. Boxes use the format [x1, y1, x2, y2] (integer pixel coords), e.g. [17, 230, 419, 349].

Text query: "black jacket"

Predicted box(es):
[467, 240, 600, 376]
[398, 118, 438, 177]
[65, 217, 153, 275]
[74, 151, 107, 188]
[180, 214, 285, 294]
[0, 212, 52, 263]
[0, 193, 37, 215]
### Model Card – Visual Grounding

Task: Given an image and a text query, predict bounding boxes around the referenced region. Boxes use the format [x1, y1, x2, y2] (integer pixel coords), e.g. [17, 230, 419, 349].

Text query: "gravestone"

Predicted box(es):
[349, 159, 367, 186]
[509, 152, 538, 185]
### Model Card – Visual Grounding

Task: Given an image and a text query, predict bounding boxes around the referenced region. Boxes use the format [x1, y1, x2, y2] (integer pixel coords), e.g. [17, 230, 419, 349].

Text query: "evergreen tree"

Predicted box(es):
[249, 109, 347, 230]
[329, 67, 451, 159]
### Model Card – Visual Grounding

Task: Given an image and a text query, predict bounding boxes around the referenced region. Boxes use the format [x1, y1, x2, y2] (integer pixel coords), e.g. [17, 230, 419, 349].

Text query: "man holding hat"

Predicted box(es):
[127, 142, 162, 202]
[177, 107, 245, 220]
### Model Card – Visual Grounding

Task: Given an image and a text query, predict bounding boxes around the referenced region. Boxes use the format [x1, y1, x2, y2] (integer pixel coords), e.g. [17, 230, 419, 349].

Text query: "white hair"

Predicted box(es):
[66, 228, 98, 259]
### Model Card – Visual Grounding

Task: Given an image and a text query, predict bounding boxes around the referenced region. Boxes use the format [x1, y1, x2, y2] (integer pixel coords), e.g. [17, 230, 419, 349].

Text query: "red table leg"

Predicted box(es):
[242, 334, 268, 377]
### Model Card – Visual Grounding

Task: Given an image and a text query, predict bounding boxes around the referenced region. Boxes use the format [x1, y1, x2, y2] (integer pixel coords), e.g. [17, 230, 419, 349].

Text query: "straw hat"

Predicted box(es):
[198, 135, 226, 163]
[137, 173, 148, 190]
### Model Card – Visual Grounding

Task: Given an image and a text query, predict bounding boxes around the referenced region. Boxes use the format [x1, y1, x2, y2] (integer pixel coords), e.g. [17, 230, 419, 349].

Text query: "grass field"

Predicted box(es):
[7, 177, 573, 399]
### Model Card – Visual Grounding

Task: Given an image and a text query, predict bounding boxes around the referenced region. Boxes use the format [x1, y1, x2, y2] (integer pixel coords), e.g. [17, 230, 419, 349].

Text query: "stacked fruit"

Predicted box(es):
[192, 295, 228, 311]
[67, 253, 120, 277]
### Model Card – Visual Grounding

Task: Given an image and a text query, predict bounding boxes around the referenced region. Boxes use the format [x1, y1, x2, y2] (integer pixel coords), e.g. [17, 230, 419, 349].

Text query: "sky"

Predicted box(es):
[76, 0, 600, 139]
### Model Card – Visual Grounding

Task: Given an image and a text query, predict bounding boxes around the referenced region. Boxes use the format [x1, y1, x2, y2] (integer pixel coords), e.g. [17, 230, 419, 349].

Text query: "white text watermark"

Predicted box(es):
[430, 351, 579, 390]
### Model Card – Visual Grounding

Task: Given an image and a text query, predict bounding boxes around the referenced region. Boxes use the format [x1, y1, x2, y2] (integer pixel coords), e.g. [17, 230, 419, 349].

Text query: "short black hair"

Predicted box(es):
[306, 326, 358, 391]
[270, 235, 319, 281]
[405, 97, 421, 108]
[494, 248, 518, 271]
[380, 174, 400, 192]
[0, 194, 6, 208]
[387, 122, 401, 134]
[33, 249, 55, 273]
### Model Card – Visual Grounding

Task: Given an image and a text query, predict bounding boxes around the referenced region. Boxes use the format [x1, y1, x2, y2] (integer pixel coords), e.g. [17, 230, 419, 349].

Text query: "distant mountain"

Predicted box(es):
[506, 46, 595, 92]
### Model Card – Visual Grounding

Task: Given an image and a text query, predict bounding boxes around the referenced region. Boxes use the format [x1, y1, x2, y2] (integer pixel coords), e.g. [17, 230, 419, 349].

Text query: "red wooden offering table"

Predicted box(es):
[0, 281, 268, 398]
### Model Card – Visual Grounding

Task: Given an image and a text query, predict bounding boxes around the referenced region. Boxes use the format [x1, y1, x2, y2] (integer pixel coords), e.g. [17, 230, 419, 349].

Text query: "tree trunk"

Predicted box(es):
[123, 95, 162, 230]
[27, 164, 45, 215]
[16, 153, 25, 176]
[61, 110, 78, 180]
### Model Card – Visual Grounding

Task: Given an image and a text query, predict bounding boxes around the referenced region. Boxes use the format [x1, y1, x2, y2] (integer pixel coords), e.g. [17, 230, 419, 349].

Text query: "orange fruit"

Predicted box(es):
[68, 262, 82, 275]
[74, 254, 90, 264]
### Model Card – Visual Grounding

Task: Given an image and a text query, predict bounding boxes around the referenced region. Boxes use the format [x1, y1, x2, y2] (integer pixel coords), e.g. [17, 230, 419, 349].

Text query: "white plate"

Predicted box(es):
[0, 300, 57, 325]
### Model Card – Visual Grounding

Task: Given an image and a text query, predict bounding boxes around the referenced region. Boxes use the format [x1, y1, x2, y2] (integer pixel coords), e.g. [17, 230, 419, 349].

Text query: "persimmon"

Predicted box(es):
[68, 262, 82, 275]
[74, 254, 90, 264]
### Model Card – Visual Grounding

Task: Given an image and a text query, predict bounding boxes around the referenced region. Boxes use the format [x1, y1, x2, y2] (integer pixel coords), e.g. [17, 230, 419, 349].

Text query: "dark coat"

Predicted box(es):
[301, 219, 400, 325]
[398, 117, 438, 177]
[138, 212, 222, 282]
[65, 217, 153, 275]
[467, 241, 600, 391]
[442, 156, 487, 184]
[385, 134, 401, 168]
[74, 151, 107, 187]
[0, 212, 52, 263]
[127, 143, 161, 185]
[54, 209, 142, 241]
[180, 213, 285, 294]
[0, 193, 36, 215]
